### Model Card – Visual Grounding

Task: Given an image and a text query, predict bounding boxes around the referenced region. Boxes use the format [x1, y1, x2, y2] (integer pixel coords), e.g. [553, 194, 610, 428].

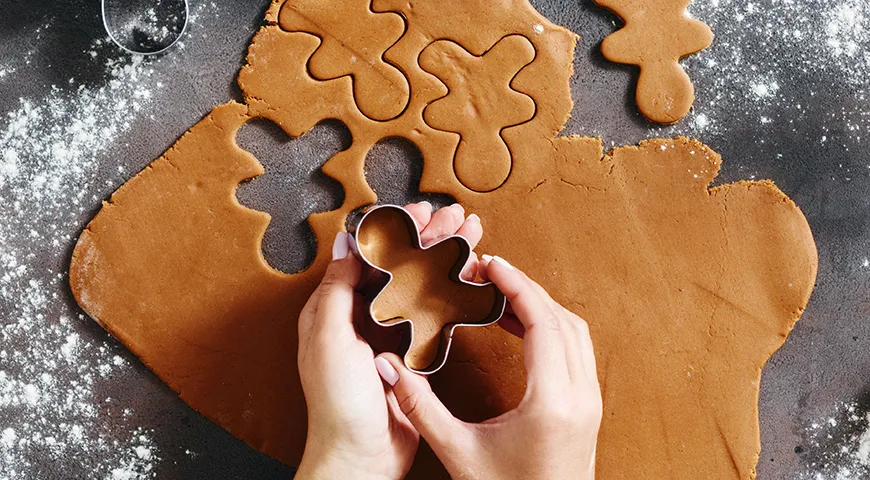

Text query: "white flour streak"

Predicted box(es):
[0, 40, 161, 477]
[0, 2, 217, 476]
[801, 403, 870, 479]
[826, 2, 866, 58]
[657, 0, 870, 141]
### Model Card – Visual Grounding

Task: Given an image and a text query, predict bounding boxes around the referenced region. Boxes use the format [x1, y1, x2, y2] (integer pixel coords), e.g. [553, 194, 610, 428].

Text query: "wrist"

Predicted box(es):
[296, 442, 395, 480]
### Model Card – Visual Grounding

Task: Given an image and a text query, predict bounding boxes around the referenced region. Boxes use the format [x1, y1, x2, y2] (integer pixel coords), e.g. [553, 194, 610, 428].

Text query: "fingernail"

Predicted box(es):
[451, 203, 465, 215]
[417, 200, 432, 211]
[332, 232, 349, 260]
[467, 213, 481, 224]
[347, 233, 358, 255]
[493, 256, 515, 270]
[481, 254, 493, 263]
[375, 357, 399, 386]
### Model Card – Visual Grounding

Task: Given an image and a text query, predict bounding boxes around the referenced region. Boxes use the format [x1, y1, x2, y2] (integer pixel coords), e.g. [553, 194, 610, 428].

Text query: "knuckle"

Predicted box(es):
[319, 273, 342, 289]
[552, 402, 577, 423]
[540, 311, 562, 331]
[297, 314, 314, 335]
[590, 398, 604, 422]
[572, 317, 591, 339]
[572, 393, 603, 426]
[450, 209, 465, 228]
[572, 314, 589, 331]
[310, 326, 333, 344]
[540, 390, 601, 425]
[399, 391, 425, 421]
[577, 404, 604, 433]
[535, 395, 573, 423]
[317, 277, 347, 298]
[547, 408, 577, 425]
[536, 410, 574, 434]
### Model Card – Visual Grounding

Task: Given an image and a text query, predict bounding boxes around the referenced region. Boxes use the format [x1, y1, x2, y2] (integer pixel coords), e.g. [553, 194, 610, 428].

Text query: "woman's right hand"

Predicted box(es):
[375, 255, 602, 480]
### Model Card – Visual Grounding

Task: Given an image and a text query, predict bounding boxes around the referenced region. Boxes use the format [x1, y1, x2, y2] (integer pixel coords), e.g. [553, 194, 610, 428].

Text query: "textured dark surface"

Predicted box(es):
[0, 0, 868, 478]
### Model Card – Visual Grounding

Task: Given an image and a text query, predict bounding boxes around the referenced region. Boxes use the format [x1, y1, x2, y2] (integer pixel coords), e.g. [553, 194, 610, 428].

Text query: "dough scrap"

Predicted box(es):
[420, 35, 536, 192]
[69, 0, 817, 479]
[594, 0, 713, 124]
[356, 206, 504, 372]
[277, 0, 409, 121]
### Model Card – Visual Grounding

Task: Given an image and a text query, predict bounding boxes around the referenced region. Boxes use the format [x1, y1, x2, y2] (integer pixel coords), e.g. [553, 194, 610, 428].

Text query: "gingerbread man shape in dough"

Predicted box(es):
[355, 205, 506, 373]
[278, 0, 409, 121]
[595, 0, 713, 124]
[419, 35, 536, 192]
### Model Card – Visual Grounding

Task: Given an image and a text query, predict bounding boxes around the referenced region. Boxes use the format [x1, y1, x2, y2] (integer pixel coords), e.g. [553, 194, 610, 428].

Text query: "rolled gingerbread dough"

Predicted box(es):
[69, 0, 817, 478]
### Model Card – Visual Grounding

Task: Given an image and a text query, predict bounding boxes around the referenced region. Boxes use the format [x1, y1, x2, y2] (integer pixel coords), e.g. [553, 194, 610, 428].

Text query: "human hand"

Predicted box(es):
[295, 202, 482, 480]
[376, 255, 602, 480]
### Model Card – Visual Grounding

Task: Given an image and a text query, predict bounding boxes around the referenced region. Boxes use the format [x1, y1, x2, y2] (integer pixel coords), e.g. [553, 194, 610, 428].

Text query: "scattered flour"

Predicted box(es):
[105, 430, 156, 480]
[657, 0, 870, 143]
[750, 79, 780, 99]
[0, 37, 161, 476]
[801, 403, 870, 479]
[114, 2, 185, 52]
[0, 4, 215, 477]
[826, 2, 866, 58]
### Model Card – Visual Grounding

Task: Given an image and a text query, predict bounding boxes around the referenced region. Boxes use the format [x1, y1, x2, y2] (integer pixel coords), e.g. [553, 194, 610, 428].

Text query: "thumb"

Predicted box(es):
[313, 232, 362, 332]
[375, 353, 470, 455]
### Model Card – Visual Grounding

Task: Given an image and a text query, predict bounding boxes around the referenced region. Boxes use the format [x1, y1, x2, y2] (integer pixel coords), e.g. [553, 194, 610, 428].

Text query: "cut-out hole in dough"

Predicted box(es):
[235, 118, 349, 274]
[356, 137, 455, 225]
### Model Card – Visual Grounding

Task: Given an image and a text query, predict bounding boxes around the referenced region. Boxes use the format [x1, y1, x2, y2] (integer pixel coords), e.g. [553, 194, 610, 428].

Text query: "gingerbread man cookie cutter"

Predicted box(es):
[353, 205, 507, 374]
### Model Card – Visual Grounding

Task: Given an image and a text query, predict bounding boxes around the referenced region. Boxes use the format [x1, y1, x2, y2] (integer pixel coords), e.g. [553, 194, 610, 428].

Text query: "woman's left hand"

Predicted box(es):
[295, 202, 482, 480]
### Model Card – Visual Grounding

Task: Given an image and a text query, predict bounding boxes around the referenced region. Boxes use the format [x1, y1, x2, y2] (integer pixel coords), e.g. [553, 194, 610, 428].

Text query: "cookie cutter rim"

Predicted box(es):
[101, 0, 190, 56]
[353, 204, 507, 375]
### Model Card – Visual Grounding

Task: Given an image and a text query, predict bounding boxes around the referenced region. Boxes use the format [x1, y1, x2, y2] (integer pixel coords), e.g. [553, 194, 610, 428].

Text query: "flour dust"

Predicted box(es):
[0, 4, 215, 479]
[800, 402, 870, 480]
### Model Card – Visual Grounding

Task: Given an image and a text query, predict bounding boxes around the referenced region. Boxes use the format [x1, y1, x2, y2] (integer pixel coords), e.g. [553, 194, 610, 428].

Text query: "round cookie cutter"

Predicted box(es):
[101, 0, 189, 55]
[353, 204, 507, 375]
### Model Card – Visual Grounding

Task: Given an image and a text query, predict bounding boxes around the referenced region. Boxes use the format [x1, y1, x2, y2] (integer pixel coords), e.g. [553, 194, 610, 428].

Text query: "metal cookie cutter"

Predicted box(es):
[353, 205, 507, 375]
[101, 0, 189, 55]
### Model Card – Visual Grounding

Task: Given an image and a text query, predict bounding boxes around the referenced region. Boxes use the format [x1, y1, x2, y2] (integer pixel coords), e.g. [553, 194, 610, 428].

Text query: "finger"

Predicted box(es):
[403, 201, 433, 230]
[484, 255, 591, 384]
[384, 386, 420, 441]
[505, 272, 588, 383]
[460, 252, 479, 282]
[297, 287, 322, 344]
[479, 257, 517, 315]
[455, 214, 483, 249]
[420, 204, 465, 246]
[481, 254, 516, 316]
[516, 268, 560, 310]
[561, 313, 588, 384]
[375, 353, 471, 456]
[313, 232, 362, 339]
[573, 316, 599, 386]
[485, 256, 569, 393]
[478, 254, 492, 283]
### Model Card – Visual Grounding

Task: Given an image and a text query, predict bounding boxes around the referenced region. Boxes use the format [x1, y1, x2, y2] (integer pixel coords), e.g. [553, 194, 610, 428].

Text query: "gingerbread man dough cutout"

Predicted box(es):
[355, 205, 506, 372]
[278, 0, 409, 121]
[595, 0, 713, 124]
[420, 35, 536, 192]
